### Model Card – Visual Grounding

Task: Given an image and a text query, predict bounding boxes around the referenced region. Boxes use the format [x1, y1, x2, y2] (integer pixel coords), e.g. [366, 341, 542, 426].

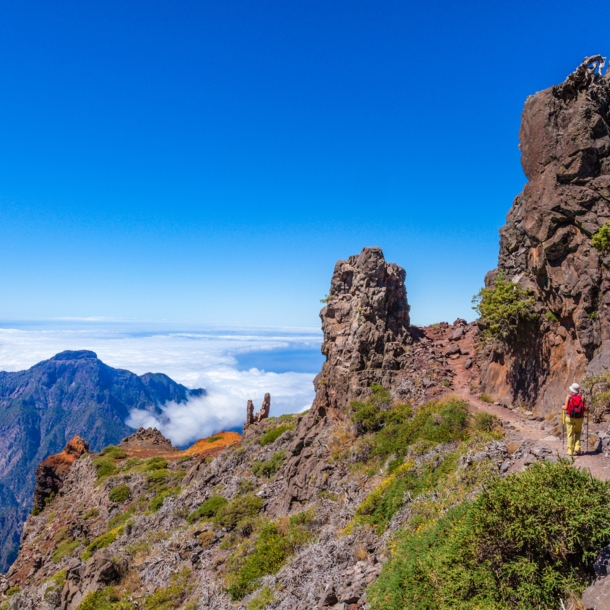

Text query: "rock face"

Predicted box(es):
[312, 247, 412, 416]
[245, 394, 271, 427]
[33, 436, 89, 512]
[480, 56, 610, 412]
[118, 427, 178, 453]
[0, 350, 204, 573]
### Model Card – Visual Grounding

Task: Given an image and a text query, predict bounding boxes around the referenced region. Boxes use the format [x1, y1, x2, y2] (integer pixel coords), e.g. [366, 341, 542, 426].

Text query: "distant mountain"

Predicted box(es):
[0, 350, 204, 573]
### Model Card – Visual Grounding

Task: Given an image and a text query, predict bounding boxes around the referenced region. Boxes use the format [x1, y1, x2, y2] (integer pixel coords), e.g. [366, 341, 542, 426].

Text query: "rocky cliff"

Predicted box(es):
[0, 350, 204, 573]
[480, 56, 610, 412]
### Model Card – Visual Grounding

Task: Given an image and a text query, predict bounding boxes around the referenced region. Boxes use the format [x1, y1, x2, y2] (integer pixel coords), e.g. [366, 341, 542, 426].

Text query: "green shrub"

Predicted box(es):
[237, 479, 255, 494]
[208, 435, 224, 443]
[81, 527, 122, 561]
[81, 508, 99, 520]
[545, 310, 559, 323]
[108, 484, 131, 503]
[260, 424, 295, 446]
[52, 539, 80, 563]
[226, 521, 313, 599]
[146, 468, 170, 488]
[368, 460, 610, 610]
[142, 568, 192, 610]
[75, 586, 135, 610]
[252, 450, 286, 478]
[472, 273, 537, 340]
[149, 486, 180, 512]
[351, 384, 393, 433]
[479, 393, 493, 403]
[246, 585, 275, 610]
[92, 456, 118, 481]
[187, 495, 228, 523]
[593, 220, 610, 255]
[108, 506, 136, 530]
[119, 457, 143, 472]
[6, 586, 20, 596]
[474, 412, 499, 432]
[99, 446, 127, 459]
[215, 495, 264, 530]
[143, 457, 168, 471]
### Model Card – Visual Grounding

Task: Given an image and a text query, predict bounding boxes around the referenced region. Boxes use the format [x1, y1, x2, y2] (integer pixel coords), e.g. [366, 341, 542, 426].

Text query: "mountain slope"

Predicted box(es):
[0, 350, 204, 573]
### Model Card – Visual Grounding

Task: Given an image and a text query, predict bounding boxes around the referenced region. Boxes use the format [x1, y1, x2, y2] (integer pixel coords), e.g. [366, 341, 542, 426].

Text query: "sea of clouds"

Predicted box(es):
[0, 321, 323, 446]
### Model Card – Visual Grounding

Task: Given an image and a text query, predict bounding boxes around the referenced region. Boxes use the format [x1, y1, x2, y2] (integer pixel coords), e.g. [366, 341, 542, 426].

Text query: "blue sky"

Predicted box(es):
[1, 1, 609, 327]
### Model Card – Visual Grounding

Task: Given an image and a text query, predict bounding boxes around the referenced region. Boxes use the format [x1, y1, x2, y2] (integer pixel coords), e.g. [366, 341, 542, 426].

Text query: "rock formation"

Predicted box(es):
[312, 247, 412, 416]
[245, 393, 271, 426]
[118, 427, 178, 453]
[0, 350, 204, 573]
[479, 56, 610, 412]
[33, 436, 89, 512]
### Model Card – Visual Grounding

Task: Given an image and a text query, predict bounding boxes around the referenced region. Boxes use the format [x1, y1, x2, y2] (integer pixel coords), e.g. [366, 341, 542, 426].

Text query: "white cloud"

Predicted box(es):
[0, 322, 322, 447]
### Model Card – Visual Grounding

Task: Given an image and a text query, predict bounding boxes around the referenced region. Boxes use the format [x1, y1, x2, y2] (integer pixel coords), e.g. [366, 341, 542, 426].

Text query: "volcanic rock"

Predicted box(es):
[118, 427, 178, 452]
[33, 436, 89, 512]
[479, 56, 610, 412]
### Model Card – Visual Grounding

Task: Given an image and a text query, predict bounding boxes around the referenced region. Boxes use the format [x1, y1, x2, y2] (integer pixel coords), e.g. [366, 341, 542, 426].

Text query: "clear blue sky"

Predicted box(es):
[1, 1, 608, 327]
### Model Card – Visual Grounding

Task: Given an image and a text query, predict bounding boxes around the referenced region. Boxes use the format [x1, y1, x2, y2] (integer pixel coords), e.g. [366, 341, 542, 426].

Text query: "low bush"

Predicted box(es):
[108, 484, 130, 504]
[472, 273, 537, 340]
[226, 520, 313, 600]
[260, 424, 295, 446]
[593, 220, 610, 255]
[143, 457, 168, 471]
[99, 446, 127, 459]
[187, 495, 228, 523]
[368, 460, 610, 609]
[81, 508, 99, 520]
[92, 457, 117, 481]
[252, 450, 286, 478]
[81, 526, 123, 561]
[142, 568, 192, 610]
[474, 412, 499, 432]
[149, 486, 180, 512]
[208, 435, 224, 443]
[52, 539, 80, 563]
[214, 495, 264, 530]
[479, 393, 493, 403]
[75, 586, 135, 610]
[246, 585, 275, 610]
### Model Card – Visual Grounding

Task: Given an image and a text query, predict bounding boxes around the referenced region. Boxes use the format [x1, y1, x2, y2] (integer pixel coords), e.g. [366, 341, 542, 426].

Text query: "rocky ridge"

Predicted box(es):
[480, 56, 610, 413]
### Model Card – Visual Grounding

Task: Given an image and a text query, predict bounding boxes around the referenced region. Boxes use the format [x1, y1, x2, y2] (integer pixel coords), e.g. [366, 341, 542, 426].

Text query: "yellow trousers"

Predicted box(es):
[566, 416, 583, 455]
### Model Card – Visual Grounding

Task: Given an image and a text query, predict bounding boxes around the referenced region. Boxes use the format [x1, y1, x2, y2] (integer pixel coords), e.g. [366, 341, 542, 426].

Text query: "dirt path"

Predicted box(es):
[448, 330, 610, 482]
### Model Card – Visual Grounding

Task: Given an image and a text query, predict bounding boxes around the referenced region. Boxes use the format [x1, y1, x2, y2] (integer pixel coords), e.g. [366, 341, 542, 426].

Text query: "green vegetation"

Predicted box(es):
[5, 586, 20, 596]
[473, 411, 499, 432]
[214, 494, 264, 529]
[582, 371, 610, 422]
[81, 508, 99, 520]
[108, 484, 131, 503]
[52, 539, 80, 563]
[208, 435, 224, 443]
[246, 585, 275, 610]
[545, 310, 559, 323]
[260, 424, 295, 446]
[368, 460, 610, 610]
[108, 505, 137, 530]
[149, 486, 180, 512]
[590, 310, 598, 320]
[187, 495, 228, 523]
[76, 586, 135, 610]
[320, 294, 331, 303]
[142, 568, 192, 610]
[226, 515, 314, 600]
[81, 526, 123, 561]
[472, 273, 537, 340]
[119, 457, 143, 472]
[479, 393, 493, 403]
[593, 220, 610, 255]
[143, 456, 168, 471]
[351, 388, 470, 470]
[92, 456, 118, 481]
[99, 446, 127, 459]
[237, 479, 255, 494]
[252, 450, 286, 478]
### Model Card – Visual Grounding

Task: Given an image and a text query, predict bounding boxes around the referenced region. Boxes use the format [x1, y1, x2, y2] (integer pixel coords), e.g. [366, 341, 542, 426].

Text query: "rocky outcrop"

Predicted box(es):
[33, 437, 89, 512]
[118, 427, 178, 453]
[245, 394, 271, 427]
[480, 56, 610, 412]
[0, 350, 204, 573]
[312, 247, 412, 416]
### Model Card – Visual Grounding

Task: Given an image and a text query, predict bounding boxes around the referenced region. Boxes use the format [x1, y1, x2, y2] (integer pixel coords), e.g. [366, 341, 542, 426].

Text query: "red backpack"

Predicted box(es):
[567, 393, 585, 418]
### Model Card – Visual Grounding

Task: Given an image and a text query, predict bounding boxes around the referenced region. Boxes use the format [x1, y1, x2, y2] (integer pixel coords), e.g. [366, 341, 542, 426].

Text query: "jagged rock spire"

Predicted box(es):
[312, 247, 412, 415]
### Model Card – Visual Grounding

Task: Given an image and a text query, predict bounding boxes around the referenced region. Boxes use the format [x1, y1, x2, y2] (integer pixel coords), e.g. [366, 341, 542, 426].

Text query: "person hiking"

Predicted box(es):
[562, 382, 586, 456]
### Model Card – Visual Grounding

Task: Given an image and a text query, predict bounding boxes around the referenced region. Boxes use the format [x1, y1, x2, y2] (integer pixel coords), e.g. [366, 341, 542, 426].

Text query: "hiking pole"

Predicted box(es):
[561, 409, 565, 450]
[586, 410, 589, 455]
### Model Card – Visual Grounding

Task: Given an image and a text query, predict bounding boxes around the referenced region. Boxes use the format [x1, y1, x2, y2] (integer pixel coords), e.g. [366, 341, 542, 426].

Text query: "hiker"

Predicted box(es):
[562, 382, 586, 456]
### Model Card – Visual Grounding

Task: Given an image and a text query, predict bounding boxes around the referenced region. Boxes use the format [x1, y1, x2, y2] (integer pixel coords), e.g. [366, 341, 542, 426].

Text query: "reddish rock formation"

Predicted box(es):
[479, 56, 610, 412]
[312, 247, 412, 416]
[245, 393, 271, 426]
[33, 436, 89, 512]
[118, 427, 178, 456]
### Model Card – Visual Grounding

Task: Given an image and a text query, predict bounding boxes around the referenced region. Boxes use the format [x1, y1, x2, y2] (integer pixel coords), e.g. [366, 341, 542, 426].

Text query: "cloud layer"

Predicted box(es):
[0, 321, 322, 446]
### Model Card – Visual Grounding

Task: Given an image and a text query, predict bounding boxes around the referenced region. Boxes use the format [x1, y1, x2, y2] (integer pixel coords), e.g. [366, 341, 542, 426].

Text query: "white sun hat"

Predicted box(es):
[569, 382, 580, 394]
